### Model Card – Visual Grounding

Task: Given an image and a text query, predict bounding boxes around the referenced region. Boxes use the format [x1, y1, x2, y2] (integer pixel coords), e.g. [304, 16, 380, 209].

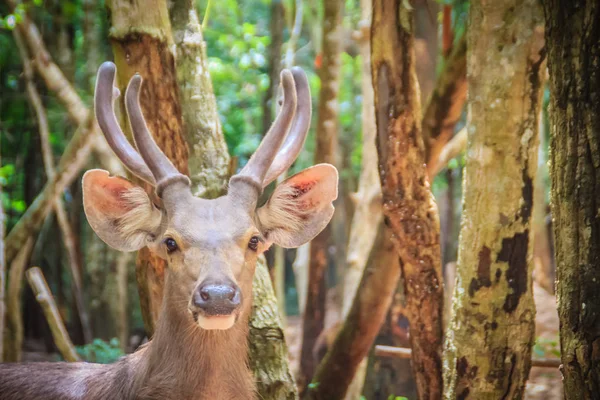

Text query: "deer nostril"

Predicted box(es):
[200, 289, 210, 301]
[226, 287, 236, 301]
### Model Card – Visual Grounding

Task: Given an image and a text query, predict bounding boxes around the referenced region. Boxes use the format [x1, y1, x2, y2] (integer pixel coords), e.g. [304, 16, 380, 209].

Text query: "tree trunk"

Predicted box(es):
[340, 2, 381, 397]
[249, 257, 298, 400]
[299, 0, 344, 390]
[262, 0, 285, 136]
[443, 1, 546, 398]
[169, 0, 231, 199]
[371, 1, 444, 398]
[542, 0, 600, 397]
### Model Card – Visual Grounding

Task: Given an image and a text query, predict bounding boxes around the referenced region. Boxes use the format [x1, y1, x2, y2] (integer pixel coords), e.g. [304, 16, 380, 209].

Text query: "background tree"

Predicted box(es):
[371, 0, 445, 398]
[543, 0, 600, 397]
[299, 0, 344, 390]
[443, 0, 546, 398]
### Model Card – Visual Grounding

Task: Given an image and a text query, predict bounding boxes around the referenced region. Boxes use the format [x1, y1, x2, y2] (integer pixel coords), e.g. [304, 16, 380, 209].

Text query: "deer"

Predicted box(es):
[0, 61, 338, 400]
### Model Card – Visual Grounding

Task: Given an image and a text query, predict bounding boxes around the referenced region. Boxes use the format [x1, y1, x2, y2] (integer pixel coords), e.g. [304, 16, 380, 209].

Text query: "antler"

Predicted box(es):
[232, 69, 297, 189]
[94, 62, 190, 196]
[231, 66, 312, 196]
[262, 67, 311, 187]
[125, 75, 190, 195]
[95, 62, 156, 185]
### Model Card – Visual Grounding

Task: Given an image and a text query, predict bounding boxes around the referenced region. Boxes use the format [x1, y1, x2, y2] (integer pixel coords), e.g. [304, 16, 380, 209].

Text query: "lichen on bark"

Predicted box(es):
[443, 1, 546, 398]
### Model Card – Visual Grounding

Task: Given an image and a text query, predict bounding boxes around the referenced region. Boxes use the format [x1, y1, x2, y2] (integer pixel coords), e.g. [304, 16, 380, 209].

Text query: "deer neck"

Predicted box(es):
[136, 275, 255, 399]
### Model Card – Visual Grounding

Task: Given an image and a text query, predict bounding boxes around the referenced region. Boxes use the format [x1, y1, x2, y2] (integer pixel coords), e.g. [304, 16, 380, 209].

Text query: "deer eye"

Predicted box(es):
[248, 236, 260, 251]
[164, 238, 179, 253]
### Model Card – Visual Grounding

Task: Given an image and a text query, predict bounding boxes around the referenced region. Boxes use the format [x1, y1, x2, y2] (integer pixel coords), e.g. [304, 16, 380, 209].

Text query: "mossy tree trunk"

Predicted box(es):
[542, 0, 600, 397]
[371, 0, 444, 398]
[443, 1, 546, 398]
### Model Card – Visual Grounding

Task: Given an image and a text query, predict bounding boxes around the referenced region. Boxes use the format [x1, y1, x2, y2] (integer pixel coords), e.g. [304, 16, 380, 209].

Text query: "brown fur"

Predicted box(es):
[0, 270, 255, 400]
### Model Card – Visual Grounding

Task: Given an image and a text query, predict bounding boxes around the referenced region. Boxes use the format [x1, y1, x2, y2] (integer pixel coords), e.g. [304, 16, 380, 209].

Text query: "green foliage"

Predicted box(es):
[75, 338, 124, 364]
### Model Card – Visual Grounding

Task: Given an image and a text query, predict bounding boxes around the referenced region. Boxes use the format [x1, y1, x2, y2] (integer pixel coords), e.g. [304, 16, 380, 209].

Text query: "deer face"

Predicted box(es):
[82, 62, 337, 330]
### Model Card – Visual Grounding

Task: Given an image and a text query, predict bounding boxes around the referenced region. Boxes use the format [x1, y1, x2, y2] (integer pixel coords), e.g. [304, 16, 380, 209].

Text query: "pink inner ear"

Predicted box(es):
[281, 164, 338, 210]
[83, 169, 138, 218]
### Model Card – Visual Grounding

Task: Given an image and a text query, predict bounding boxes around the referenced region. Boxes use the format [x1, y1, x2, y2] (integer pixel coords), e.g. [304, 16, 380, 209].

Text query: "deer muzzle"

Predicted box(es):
[189, 281, 242, 330]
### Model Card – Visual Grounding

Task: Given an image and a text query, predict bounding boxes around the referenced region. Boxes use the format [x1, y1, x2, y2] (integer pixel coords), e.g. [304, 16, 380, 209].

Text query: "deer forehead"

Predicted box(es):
[167, 196, 258, 246]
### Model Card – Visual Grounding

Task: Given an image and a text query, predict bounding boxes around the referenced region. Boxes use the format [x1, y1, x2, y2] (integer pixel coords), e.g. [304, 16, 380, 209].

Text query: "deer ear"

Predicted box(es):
[256, 164, 338, 248]
[82, 169, 164, 252]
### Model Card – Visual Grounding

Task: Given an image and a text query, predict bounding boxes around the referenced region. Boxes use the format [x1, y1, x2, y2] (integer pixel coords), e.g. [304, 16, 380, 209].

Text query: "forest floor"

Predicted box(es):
[284, 282, 562, 400]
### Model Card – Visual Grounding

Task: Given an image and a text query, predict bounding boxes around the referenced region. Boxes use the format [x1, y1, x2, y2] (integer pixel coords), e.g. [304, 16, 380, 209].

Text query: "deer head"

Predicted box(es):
[82, 62, 337, 331]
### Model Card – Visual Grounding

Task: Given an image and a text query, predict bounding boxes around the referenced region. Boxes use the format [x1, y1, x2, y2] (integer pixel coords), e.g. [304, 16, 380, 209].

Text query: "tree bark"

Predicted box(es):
[249, 257, 298, 400]
[542, 0, 600, 397]
[371, 1, 444, 398]
[262, 0, 285, 136]
[306, 225, 400, 400]
[299, 0, 344, 390]
[443, 1, 546, 398]
[169, 0, 231, 199]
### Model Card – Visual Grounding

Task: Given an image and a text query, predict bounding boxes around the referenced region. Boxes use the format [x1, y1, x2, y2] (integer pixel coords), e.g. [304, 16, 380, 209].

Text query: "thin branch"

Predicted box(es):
[430, 126, 467, 177]
[284, 0, 304, 68]
[306, 225, 400, 400]
[422, 33, 467, 180]
[13, 28, 93, 344]
[5, 0, 100, 263]
[5, 238, 35, 361]
[5, 117, 96, 263]
[6, 0, 88, 125]
[374, 345, 561, 369]
[26, 267, 81, 362]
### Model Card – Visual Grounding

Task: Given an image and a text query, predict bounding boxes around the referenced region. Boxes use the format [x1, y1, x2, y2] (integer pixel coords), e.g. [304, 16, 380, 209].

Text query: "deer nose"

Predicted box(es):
[192, 283, 241, 315]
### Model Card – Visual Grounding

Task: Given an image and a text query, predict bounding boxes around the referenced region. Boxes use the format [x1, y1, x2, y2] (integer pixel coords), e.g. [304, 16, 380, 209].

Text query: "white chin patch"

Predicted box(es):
[197, 315, 236, 330]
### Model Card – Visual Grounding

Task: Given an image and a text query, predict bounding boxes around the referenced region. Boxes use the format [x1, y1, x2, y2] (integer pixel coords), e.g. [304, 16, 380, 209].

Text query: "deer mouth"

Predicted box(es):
[192, 311, 238, 330]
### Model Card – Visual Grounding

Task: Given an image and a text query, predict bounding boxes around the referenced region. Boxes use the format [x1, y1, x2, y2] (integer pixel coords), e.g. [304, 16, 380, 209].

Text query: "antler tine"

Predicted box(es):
[125, 74, 190, 196]
[94, 62, 156, 185]
[232, 69, 297, 189]
[262, 67, 311, 187]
